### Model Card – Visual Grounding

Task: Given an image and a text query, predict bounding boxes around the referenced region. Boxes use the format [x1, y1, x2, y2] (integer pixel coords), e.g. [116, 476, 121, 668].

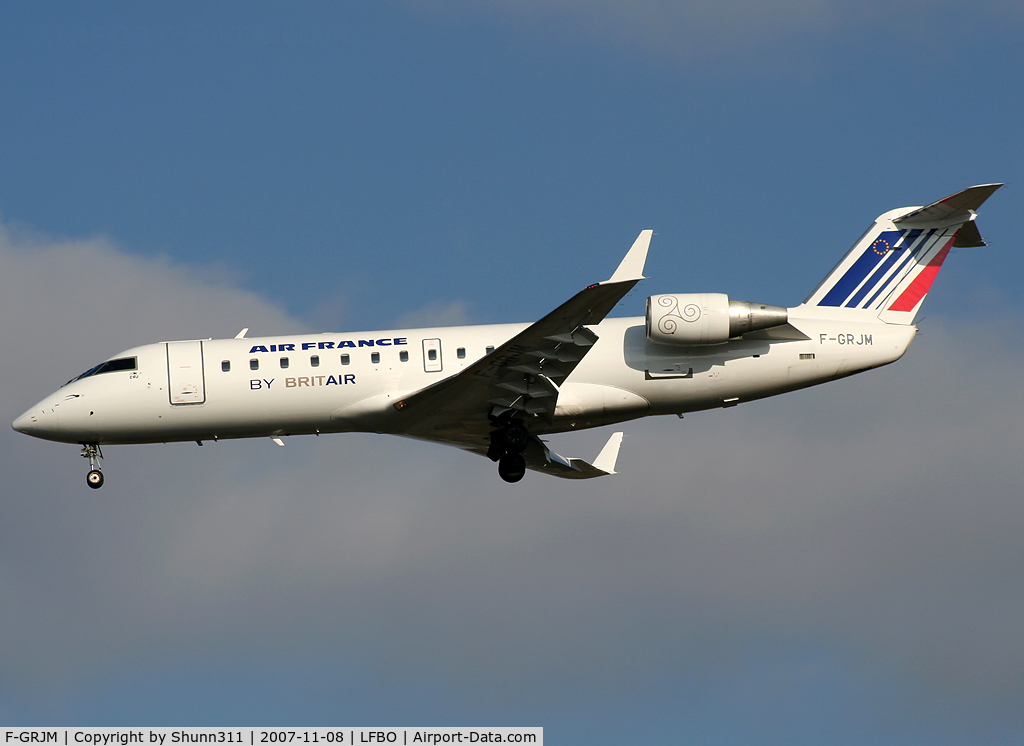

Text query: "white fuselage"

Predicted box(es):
[13, 308, 915, 446]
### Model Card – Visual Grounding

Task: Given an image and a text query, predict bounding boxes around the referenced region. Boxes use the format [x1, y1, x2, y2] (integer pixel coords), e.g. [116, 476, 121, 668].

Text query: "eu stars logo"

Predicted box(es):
[871, 237, 893, 255]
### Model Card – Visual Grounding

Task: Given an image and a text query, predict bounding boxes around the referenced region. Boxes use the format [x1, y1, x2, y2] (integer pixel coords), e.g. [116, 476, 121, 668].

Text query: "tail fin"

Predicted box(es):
[801, 184, 1002, 323]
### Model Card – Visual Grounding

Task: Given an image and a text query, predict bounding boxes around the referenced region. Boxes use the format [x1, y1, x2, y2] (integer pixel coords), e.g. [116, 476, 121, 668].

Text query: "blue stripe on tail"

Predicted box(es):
[864, 229, 937, 309]
[846, 229, 922, 308]
[818, 230, 903, 307]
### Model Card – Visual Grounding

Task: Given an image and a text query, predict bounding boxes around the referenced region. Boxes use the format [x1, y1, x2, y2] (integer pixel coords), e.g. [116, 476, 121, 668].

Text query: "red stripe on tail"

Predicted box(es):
[887, 233, 958, 312]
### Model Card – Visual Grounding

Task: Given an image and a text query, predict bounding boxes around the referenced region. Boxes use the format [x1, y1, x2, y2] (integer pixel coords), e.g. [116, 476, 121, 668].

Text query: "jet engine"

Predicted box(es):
[646, 293, 788, 346]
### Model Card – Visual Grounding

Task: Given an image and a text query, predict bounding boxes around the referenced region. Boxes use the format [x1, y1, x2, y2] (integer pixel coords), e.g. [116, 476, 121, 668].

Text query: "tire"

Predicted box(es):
[86, 470, 104, 489]
[498, 423, 529, 453]
[497, 453, 526, 483]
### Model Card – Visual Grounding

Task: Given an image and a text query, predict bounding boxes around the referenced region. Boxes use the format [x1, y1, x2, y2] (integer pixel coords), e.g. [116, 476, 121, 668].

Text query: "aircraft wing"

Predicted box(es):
[391, 231, 651, 476]
[520, 430, 624, 479]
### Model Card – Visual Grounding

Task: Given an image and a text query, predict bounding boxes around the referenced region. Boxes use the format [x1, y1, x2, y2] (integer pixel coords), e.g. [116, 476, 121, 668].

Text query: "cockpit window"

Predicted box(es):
[67, 356, 138, 385]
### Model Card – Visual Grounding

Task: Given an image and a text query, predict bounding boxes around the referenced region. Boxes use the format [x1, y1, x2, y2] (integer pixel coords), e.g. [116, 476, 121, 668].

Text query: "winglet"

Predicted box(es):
[526, 431, 625, 479]
[591, 431, 624, 474]
[605, 230, 652, 284]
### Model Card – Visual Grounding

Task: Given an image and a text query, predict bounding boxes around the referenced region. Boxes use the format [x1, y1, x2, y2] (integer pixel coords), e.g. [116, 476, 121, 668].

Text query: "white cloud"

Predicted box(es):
[1, 221, 1022, 734]
[407, 0, 1024, 61]
[393, 299, 473, 329]
[0, 223, 298, 398]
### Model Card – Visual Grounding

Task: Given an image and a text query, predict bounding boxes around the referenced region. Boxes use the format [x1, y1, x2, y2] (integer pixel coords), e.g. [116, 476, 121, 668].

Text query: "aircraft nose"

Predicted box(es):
[12, 409, 37, 434]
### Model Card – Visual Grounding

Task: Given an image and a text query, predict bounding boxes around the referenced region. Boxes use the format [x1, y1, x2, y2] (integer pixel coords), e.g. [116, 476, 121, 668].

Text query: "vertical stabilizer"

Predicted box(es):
[801, 184, 1002, 324]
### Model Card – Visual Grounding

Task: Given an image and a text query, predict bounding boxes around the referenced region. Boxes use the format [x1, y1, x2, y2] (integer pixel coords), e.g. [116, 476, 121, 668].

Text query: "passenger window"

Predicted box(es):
[250, 359, 259, 371]
[221, 360, 231, 373]
[310, 355, 320, 367]
[428, 349, 437, 361]
[371, 352, 380, 364]
[341, 354, 350, 365]
[400, 351, 409, 362]
[280, 357, 289, 369]
[457, 347, 466, 359]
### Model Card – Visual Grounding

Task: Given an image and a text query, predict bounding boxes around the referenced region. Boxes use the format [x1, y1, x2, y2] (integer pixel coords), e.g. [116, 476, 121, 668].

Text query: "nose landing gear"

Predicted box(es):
[489, 422, 530, 483]
[81, 444, 104, 489]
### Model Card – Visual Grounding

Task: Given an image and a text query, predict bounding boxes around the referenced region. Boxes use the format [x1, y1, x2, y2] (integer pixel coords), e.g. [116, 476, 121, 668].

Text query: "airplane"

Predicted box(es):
[12, 184, 1002, 488]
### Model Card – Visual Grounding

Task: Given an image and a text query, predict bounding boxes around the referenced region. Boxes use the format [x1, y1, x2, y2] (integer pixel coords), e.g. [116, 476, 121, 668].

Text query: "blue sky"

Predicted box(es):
[2, 2, 1023, 743]
[3, 1, 1021, 326]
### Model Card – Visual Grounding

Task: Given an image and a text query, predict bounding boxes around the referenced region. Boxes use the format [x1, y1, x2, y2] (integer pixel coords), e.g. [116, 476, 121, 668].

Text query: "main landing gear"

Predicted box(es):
[81, 443, 104, 489]
[489, 421, 529, 484]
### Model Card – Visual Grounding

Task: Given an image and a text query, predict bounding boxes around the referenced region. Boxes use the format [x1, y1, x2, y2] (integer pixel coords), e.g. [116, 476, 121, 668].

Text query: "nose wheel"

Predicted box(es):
[81, 444, 104, 489]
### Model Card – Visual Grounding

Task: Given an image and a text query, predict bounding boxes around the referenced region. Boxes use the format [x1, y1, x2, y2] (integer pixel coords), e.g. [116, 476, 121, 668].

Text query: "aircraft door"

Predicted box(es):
[422, 338, 443, 373]
[166, 341, 207, 405]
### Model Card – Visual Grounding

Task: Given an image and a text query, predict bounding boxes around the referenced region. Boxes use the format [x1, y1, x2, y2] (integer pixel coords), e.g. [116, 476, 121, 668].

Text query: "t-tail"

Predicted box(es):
[800, 184, 1003, 323]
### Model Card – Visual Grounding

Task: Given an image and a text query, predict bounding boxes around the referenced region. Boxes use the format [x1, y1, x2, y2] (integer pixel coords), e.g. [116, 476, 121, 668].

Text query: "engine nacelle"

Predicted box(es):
[646, 293, 788, 346]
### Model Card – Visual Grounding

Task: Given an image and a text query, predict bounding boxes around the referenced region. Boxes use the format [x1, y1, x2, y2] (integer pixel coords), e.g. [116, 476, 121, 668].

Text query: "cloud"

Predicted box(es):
[303, 289, 350, 332]
[392, 299, 473, 329]
[407, 0, 1024, 62]
[1, 221, 1022, 735]
[0, 222, 298, 397]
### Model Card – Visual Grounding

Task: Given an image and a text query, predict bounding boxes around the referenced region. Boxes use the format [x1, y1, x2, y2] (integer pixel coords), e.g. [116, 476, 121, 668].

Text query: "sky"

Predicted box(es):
[1, 1, 1023, 742]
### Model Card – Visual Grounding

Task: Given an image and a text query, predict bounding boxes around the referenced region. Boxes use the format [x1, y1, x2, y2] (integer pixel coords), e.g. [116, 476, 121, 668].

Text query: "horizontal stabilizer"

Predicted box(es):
[894, 183, 1003, 227]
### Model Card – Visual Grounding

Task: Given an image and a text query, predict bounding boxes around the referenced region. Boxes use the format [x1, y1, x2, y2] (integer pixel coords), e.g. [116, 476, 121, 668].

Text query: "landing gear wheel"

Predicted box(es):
[498, 453, 526, 483]
[497, 422, 529, 453]
[81, 443, 104, 489]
